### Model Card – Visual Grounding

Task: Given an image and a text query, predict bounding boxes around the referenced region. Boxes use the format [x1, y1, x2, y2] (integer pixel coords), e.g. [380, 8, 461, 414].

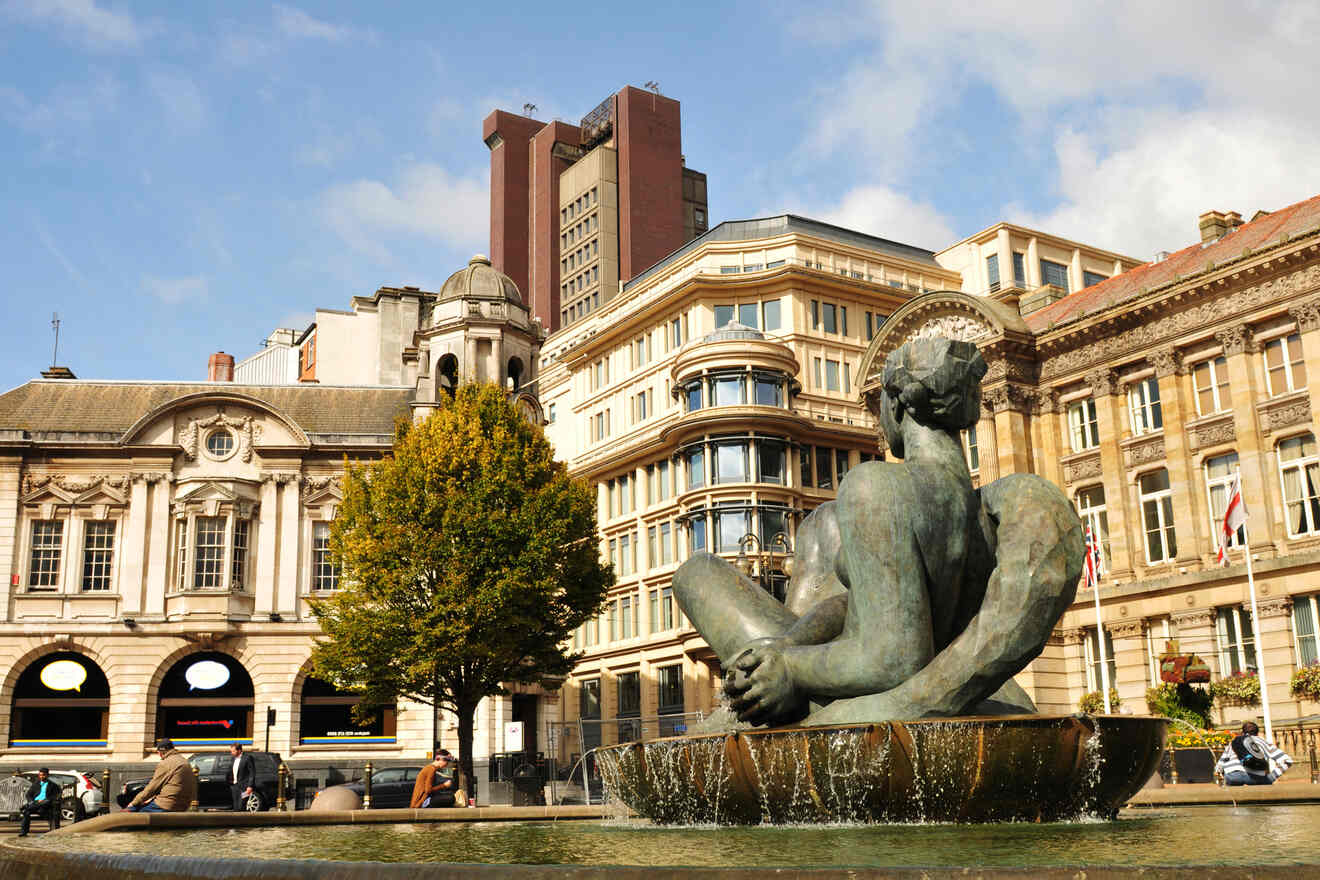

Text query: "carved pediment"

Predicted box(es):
[20, 474, 130, 506]
[301, 475, 344, 502]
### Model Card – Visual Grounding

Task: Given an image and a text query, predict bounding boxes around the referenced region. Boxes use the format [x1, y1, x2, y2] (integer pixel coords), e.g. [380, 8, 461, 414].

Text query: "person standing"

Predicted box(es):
[1216, 721, 1294, 786]
[125, 739, 197, 812]
[229, 742, 256, 811]
[17, 768, 59, 836]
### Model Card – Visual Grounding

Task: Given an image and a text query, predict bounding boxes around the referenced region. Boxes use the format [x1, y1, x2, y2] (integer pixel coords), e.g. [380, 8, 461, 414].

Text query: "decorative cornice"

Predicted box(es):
[1123, 434, 1166, 469]
[1149, 347, 1185, 378]
[21, 473, 130, 496]
[1171, 608, 1216, 628]
[1085, 368, 1118, 398]
[1061, 627, 1087, 646]
[1030, 388, 1060, 415]
[1110, 618, 1146, 639]
[260, 472, 301, 486]
[1186, 413, 1236, 452]
[1215, 324, 1258, 357]
[982, 383, 1033, 415]
[130, 471, 173, 485]
[1256, 597, 1293, 619]
[1041, 264, 1320, 380]
[1062, 450, 1102, 484]
[1289, 299, 1320, 333]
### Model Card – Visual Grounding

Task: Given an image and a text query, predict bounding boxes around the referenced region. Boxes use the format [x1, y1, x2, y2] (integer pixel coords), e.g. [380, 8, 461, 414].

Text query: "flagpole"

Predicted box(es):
[1242, 532, 1273, 743]
[1093, 576, 1112, 714]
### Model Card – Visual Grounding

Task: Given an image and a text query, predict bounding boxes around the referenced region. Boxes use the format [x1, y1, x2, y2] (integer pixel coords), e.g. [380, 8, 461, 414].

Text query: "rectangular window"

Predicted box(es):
[617, 670, 640, 716]
[1205, 453, 1245, 550]
[175, 518, 187, 587]
[1139, 469, 1177, 564]
[1193, 356, 1231, 416]
[714, 304, 734, 325]
[657, 664, 683, 712]
[1264, 333, 1307, 396]
[81, 520, 115, 591]
[1040, 259, 1070, 291]
[759, 505, 788, 548]
[816, 447, 833, 490]
[661, 588, 676, 630]
[686, 447, 706, 490]
[669, 317, 685, 350]
[757, 439, 786, 484]
[547, 402, 556, 424]
[1216, 607, 1257, 674]
[800, 446, 813, 488]
[961, 426, 979, 472]
[821, 302, 838, 334]
[1084, 628, 1118, 693]
[754, 375, 783, 407]
[738, 302, 758, 329]
[840, 307, 848, 336]
[986, 254, 1001, 292]
[711, 374, 745, 406]
[1083, 271, 1109, 288]
[1278, 432, 1320, 537]
[762, 298, 781, 331]
[579, 679, 601, 719]
[27, 520, 63, 590]
[865, 311, 875, 341]
[810, 300, 820, 329]
[688, 514, 707, 554]
[719, 265, 740, 275]
[313, 522, 340, 591]
[1128, 377, 1163, 435]
[1075, 485, 1112, 571]
[835, 449, 850, 483]
[647, 525, 657, 568]
[813, 357, 823, 390]
[193, 516, 226, 589]
[1068, 398, 1100, 452]
[1293, 595, 1320, 666]
[714, 440, 749, 484]
[659, 522, 673, 564]
[230, 519, 249, 590]
[714, 505, 749, 553]
[825, 360, 841, 391]
[608, 601, 618, 642]
[651, 460, 671, 503]
[621, 532, 634, 576]
[1012, 252, 1026, 285]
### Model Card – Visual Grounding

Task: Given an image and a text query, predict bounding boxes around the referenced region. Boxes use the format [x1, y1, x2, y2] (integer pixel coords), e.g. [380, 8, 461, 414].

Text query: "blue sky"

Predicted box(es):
[4, 0, 1319, 391]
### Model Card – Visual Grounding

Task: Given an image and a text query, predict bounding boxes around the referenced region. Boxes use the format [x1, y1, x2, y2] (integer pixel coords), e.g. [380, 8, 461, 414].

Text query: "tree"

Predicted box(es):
[309, 382, 611, 793]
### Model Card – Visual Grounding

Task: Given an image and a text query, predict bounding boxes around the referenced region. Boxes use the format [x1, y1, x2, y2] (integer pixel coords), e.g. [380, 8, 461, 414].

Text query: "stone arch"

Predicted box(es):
[119, 391, 311, 447]
[507, 356, 525, 391]
[436, 354, 460, 398]
[143, 641, 259, 748]
[4, 641, 113, 748]
[291, 659, 399, 747]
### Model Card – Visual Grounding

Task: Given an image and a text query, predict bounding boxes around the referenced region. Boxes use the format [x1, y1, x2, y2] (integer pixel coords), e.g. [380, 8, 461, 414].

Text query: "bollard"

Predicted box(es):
[190, 764, 200, 812]
[101, 768, 112, 813]
[362, 762, 373, 809]
[1310, 733, 1318, 785]
[277, 763, 288, 811]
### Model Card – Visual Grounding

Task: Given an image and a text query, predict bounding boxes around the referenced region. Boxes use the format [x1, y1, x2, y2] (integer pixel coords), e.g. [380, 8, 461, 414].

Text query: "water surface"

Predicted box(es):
[32, 806, 1320, 868]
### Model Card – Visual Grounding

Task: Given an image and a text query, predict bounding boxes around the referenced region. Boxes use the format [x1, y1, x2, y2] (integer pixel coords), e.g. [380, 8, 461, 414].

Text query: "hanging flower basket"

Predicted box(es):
[1208, 671, 1261, 706]
[1290, 661, 1320, 702]
[1078, 689, 1121, 714]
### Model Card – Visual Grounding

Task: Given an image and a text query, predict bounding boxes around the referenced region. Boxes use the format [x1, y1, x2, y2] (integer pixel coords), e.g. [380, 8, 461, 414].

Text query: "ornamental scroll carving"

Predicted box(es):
[1215, 324, 1257, 357]
[1085, 369, 1118, 398]
[1187, 414, 1236, 451]
[1256, 597, 1293, 618]
[21, 474, 130, 496]
[1109, 618, 1146, 639]
[1062, 452, 1102, 484]
[1040, 265, 1320, 380]
[301, 475, 343, 499]
[1258, 394, 1312, 434]
[1171, 608, 1216, 628]
[1149, 347, 1184, 378]
[1123, 435, 1166, 468]
[179, 412, 262, 462]
[981, 384, 1032, 415]
[1061, 628, 1087, 646]
[1289, 299, 1320, 332]
[909, 314, 994, 344]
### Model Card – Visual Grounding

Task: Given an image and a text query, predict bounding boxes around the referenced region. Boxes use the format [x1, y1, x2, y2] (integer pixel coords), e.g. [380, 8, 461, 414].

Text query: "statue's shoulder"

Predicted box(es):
[978, 472, 1070, 514]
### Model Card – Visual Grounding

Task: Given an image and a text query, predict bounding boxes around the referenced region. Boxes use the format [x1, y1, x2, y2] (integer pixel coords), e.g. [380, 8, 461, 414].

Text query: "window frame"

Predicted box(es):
[1277, 432, 1320, 538]
[1127, 377, 1163, 436]
[1216, 606, 1257, 675]
[1192, 356, 1231, 416]
[1263, 332, 1307, 397]
[1138, 468, 1177, 565]
[1067, 398, 1100, 452]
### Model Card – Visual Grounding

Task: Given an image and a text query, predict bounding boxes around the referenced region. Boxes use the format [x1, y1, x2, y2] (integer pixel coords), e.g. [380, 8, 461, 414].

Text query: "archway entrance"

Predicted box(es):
[10, 652, 110, 748]
[299, 677, 396, 745]
[156, 652, 254, 747]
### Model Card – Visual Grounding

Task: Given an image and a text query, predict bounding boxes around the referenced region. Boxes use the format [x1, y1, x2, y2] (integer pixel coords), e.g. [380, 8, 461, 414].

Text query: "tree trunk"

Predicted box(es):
[456, 700, 477, 804]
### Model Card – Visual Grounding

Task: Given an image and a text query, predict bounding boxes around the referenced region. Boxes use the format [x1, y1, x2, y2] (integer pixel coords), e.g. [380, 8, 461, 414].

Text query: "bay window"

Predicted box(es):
[173, 503, 256, 591]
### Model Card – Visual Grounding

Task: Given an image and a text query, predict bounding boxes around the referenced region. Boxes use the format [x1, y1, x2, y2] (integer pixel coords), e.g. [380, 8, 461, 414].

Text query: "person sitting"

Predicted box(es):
[1216, 721, 1293, 786]
[125, 739, 197, 812]
[17, 768, 59, 836]
[410, 752, 457, 808]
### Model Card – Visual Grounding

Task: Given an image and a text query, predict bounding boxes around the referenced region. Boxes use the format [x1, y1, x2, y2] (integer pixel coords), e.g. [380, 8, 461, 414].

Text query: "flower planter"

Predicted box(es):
[1157, 748, 1217, 784]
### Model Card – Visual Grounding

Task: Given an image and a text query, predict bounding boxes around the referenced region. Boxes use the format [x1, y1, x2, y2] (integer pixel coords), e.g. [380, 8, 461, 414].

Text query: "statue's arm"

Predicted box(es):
[781, 594, 848, 646]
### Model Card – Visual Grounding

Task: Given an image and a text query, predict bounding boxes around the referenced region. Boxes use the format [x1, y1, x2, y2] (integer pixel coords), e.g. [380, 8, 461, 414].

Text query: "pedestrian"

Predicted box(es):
[17, 768, 59, 837]
[410, 752, 457, 808]
[228, 742, 256, 811]
[1216, 721, 1294, 786]
[125, 739, 197, 812]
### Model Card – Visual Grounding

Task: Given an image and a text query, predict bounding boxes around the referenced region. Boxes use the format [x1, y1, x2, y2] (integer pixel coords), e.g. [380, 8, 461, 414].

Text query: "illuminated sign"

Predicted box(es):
[40, 660, 87, 692]
[184, 660, 231, 691]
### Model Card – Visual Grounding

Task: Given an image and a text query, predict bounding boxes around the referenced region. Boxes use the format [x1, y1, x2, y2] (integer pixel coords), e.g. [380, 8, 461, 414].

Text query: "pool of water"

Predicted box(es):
[31, 806, 1320, 868]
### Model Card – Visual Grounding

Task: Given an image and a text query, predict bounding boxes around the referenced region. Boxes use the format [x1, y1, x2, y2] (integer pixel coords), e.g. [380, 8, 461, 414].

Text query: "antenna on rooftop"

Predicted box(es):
[644, 81, 660, 94]
[50, 312, 60, 367]
[523, 103, 537, 115]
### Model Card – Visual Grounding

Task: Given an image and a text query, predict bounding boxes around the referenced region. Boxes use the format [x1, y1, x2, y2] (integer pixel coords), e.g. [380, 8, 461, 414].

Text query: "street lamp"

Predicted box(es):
[736, 532, 793, 599]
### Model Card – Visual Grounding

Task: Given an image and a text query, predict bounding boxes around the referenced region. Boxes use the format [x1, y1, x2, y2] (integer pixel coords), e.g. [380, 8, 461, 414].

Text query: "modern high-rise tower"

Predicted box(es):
[483, 86, 708, 333]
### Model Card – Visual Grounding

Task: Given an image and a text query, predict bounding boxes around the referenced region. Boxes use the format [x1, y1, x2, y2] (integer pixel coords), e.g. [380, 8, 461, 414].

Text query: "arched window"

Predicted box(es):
[506, 357, 524, 391]
[299, 677, 396, 745]
[157, 652, 253, 747]
[436, 354, 459, 398]
[10, 652, 110, 748]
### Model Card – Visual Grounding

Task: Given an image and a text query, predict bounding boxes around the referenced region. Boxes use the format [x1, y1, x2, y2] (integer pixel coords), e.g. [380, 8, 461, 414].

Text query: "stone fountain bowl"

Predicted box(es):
[595, 714, 1167, 825]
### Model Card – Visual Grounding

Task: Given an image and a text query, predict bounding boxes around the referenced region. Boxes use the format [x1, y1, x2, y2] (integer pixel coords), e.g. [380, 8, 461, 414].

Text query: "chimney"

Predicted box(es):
[40, 366, 77, 379]
[1198, 209, 1236, 244]
[208, 351, 235, 382]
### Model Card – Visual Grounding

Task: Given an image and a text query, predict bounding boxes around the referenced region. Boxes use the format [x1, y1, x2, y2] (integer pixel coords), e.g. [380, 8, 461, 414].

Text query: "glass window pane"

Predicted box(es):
[825, 360, 840, 391]
[754, 377, 783, 407]
[758, 440, 786, 484]
[816, 448, 833, 489]
[689, 515, 707, 552]
[715, 441, 748, 483]
[687, 448, 705, 490]
[762, 299, 781, 330]
[738, 303, 758, 328]
[714, 305, 734, 326]
[1295, 599, 1318, 666]
[821, 303, 837, 334]
[713, 375, 745, 406]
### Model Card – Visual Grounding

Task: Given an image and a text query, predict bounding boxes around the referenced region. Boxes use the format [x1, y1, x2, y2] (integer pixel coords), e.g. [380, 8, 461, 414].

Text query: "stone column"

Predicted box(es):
[465, 336, 478, 384]
[276, 476, 301, 617]
[1025, 236, 1041, 288]
[1087, 369, 1135, 580]
[144, 478, 171, 613]
[976, 411, 999, 483]
[1287, 299, 1320, 440]
[1069, 248, 1084, 295]
[119, 475, 152, 614]
[1030, 389, 1064, 487]
[1216, 325, 1277, 552]
[1171, 608, 1219, 675]
[986, 384, 1032, 476]
[1060, 628, 1088, 712]
[1109, 618, 1148, 709]
[1149, 348, 1204, 563]
[995, 228, 1013, 290]
[255, 476, 279, 616]
[1254, 596, 1294, 728]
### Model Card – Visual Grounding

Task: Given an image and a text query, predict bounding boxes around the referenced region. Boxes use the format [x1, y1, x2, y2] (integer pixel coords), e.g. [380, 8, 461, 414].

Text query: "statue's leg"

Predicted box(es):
[672, 552, 798, 664]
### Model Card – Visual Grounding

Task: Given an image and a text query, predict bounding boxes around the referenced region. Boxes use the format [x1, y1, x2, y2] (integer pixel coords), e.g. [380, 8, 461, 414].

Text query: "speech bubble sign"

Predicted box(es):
[40, 659, 87, 692]
[185, 660, 230, 691]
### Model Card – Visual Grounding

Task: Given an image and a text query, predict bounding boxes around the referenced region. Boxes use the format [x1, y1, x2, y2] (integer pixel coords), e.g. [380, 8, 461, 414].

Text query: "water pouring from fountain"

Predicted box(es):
[597, 336, 1167, 824]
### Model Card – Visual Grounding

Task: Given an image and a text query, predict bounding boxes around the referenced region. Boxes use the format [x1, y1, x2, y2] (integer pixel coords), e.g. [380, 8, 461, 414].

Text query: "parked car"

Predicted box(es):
[18, 769, 104, 823]
[316, 766, 455, 809]
[116, 751, 284, 812]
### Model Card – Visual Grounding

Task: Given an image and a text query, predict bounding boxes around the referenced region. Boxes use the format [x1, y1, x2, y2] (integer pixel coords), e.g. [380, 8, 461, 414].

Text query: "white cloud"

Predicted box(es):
[4, 0, 147, 49]
[146, 71, 205, 134]
[143, 275, 208, 304]
[0, 74, 118, 135]
[318, 163, 488, 263]
[803, 185, 955, 253]
[273, 4, 357, 43]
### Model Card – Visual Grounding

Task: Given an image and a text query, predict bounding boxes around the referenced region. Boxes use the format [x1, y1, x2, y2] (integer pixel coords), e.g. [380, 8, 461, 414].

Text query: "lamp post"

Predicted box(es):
[736, 532, 793, 599]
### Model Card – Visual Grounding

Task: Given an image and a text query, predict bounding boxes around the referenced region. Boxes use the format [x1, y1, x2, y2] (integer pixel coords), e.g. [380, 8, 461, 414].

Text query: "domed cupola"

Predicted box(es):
[437, 254, 523, 308]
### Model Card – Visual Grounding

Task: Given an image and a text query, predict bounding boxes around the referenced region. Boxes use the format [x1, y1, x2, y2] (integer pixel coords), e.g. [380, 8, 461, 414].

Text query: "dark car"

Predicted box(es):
[116, 751, 284, 812]
[321, 766, 456, 809]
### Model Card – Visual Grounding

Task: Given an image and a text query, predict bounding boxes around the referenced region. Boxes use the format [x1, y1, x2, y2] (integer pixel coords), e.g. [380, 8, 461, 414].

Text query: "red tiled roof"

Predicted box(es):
[1025, 194, 1320, 333]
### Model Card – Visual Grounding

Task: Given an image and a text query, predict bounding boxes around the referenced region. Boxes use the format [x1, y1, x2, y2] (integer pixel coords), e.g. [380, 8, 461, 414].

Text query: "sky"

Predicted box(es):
[3, 0, 1320, 391]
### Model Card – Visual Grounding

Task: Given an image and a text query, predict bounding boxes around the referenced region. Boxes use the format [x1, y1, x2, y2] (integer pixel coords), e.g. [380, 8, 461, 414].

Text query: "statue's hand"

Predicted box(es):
[724, 639, 805, 726]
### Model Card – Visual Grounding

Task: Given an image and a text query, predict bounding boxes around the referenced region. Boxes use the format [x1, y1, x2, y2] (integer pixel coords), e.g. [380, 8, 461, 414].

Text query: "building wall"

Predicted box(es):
[313, 309, 378, 387]
[557, 146, 620, 326]
[528, 121, 583, 333]
[483, 110, 543, 302]
[615, 86, 685, 283]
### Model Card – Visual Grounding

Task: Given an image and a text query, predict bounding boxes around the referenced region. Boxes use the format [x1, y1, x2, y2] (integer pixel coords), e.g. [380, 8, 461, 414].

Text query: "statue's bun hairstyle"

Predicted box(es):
[882, 337, 987, 432]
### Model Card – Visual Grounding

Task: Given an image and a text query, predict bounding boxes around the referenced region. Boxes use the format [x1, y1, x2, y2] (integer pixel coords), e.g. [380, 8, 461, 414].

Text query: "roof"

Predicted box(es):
[438, 255, 522, 307]
[623, 214, 943, 293]
[0, 381, 413, 439]
[1026, 194, 1320, 332]
[699, 320, 765, 344]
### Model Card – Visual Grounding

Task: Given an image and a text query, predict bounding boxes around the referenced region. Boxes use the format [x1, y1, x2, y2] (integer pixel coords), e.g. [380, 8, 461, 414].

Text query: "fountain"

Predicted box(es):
[598, 337, 1167, 824]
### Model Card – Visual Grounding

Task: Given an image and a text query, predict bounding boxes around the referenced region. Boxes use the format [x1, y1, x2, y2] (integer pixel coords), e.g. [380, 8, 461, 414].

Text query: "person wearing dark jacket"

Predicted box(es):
[229, 743, 256, 811]
[17, 768, 59, 836]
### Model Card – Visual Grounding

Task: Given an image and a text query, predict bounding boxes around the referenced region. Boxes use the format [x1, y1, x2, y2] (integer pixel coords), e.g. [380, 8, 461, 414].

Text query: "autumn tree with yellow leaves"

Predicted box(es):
[310, 383, 611, 793]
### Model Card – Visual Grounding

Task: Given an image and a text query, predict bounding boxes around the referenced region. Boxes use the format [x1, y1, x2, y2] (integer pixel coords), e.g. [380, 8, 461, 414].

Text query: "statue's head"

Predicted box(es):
[879, 337, 987, 455]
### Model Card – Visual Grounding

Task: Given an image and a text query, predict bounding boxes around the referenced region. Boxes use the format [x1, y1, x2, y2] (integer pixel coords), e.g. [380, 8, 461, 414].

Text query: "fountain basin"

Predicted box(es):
[596, 714, 1166, 825]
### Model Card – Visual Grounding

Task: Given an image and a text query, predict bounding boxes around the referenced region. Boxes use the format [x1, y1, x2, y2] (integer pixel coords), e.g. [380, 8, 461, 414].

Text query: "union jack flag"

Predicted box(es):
[1083, 524, 1104, 590]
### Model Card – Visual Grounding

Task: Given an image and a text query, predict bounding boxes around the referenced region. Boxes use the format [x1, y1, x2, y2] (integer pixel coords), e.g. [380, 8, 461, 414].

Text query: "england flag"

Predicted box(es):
[1217, 470, 1249, 566]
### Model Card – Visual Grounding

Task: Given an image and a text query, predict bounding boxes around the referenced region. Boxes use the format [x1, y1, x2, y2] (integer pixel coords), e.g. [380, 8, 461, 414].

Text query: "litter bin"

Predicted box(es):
[511, 764, 544, 806]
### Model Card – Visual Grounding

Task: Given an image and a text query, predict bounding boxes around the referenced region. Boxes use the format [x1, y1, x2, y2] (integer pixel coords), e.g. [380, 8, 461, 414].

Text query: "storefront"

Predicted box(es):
[10, 652, 110, 748]
[156, 652, 254, 747]
[299, 677, 396, 745]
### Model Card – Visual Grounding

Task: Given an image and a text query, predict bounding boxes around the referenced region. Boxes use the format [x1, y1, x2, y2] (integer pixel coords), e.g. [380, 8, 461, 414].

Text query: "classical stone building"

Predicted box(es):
[0, 257, 549, 794]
